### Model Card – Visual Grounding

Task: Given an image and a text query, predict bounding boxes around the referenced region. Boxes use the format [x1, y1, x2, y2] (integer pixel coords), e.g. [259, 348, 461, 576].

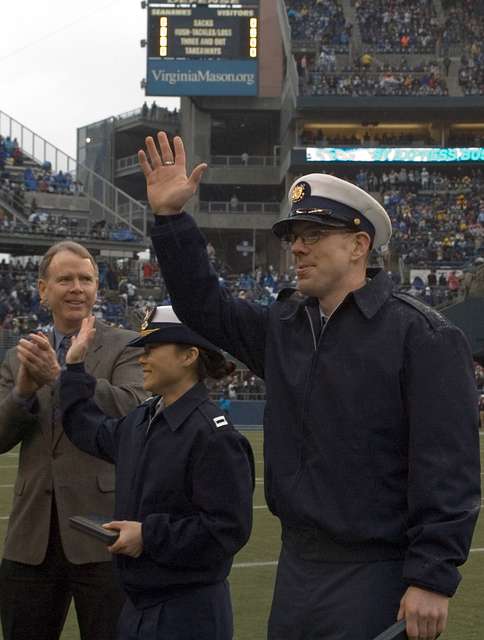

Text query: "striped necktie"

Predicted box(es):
[57, 336, 70, 369]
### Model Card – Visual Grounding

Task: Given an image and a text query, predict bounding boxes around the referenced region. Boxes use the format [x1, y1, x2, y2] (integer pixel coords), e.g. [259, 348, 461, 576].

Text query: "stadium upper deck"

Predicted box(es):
[4, 0, 482, 280]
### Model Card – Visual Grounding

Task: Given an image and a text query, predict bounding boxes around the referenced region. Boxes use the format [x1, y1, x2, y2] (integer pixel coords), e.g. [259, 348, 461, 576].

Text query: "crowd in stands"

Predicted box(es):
[211, 370, 266, 403]
[0, 207, 142, 243]
[448, 133, 484, 147]
[23, 166, 83, 195]
[286, 0, 351, 51]
[0, 136, 23, 167]
[379, 169, 484, 268]
[441, 0, 484, 48]
[458, 42, 484, 95]
[297, 49, 448, 97]
[351, 166, 483, 194]
[1, 136, 82, 195]
[449, 0, 484, 94]
[355, 0, 438, 54]
[287, 0, 484, 97]
[1, 136, 144, 245]
[300, 129, 434, 147]
[301, 68, 447, 97]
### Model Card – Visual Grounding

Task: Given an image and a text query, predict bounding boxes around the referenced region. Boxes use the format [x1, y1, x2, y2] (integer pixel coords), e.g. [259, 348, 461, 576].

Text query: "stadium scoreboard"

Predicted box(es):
[148, 1, 258, 60]
[146, 0, 259, 96]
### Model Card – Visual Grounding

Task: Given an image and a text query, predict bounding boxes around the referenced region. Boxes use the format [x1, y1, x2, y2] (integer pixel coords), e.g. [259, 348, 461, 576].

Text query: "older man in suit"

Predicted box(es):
[0, 241, 147, 640]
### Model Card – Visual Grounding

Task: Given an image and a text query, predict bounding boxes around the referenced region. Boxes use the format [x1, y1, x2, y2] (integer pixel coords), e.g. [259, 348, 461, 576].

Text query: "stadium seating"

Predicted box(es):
[355, 0, 438, 54]
[286, 0, 350, 51]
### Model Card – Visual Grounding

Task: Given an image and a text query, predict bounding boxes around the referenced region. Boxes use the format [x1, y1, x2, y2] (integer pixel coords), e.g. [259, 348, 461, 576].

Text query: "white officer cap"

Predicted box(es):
[272, 174, 392, 249]
[128, 305, 223, 354]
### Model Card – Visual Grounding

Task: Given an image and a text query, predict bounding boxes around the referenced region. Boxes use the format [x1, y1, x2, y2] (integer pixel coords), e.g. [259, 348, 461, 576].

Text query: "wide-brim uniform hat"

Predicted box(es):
[128, 306, 224, 359]
[272, 173, 392, 250]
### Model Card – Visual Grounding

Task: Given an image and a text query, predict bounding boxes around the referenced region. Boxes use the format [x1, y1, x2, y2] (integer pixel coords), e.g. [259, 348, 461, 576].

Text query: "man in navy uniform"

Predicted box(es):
[138, 132, 481, 640]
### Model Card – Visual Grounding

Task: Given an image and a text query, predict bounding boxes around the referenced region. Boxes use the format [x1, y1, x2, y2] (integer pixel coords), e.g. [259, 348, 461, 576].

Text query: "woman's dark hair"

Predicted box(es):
[197, 348, 236, 381]
[177, 345, 235, 380]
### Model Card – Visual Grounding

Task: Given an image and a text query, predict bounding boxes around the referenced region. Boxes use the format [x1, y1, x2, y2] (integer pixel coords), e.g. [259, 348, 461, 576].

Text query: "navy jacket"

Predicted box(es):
[150, 213, 481, 597]
[61, 364, 254, 607]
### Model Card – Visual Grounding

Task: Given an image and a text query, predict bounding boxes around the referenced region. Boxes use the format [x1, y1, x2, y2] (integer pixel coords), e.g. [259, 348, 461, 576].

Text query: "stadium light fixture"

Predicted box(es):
[141, 1, 147, 9]
[140, 39, 147, 48]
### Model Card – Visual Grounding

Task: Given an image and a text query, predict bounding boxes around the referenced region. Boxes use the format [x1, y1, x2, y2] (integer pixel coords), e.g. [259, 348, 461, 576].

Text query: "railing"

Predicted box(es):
[0, 110, 148, 242]
[116, 153, 281, 171]
[116, 154, 141, 172]
[210, 155, 280, 167]
[198, 201, 280, 215]
[115, 105, 179, 124]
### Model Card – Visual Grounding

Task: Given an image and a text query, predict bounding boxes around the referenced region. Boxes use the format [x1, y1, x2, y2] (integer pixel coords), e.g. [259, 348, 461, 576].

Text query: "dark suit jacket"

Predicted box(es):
[0, 320, 147, 565]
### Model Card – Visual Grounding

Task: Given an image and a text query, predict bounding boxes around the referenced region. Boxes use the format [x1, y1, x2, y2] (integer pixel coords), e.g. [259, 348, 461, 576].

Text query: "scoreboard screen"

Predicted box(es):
[146, 0, 259, 96]
[148, 1, 258, 60]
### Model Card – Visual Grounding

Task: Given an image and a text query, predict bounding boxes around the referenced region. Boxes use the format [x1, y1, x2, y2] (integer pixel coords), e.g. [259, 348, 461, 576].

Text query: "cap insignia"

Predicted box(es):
[353, 217, 361, 226]
[141, 306, 156, 331]
[291, 181, 309, 204]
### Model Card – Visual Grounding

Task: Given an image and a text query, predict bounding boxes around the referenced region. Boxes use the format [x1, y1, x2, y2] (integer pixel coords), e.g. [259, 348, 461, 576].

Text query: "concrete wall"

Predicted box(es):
[259, 0, 284, 98]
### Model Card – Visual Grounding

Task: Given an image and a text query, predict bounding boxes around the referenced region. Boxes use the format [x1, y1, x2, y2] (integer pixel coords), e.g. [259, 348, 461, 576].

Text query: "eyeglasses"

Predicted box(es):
[281, 228, 350, 249]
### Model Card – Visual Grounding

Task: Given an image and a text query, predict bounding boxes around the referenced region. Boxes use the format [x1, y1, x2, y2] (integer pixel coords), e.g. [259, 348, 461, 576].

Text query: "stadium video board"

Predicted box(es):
[306, 147, 484, 163]
[146, 0, 259, 97]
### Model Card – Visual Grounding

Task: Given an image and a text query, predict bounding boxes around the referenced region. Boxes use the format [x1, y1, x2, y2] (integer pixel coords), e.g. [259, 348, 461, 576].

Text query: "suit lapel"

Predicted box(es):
[84, 320, 105, 376]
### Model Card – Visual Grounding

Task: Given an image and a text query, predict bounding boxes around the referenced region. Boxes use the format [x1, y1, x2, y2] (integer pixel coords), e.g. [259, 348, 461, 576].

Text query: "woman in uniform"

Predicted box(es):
[59, 306, 254, 640]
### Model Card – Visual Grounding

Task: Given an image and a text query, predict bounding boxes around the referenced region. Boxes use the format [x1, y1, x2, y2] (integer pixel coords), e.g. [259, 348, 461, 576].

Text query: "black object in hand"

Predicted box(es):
[371, 619, 407, 640]
[69, 515, 119, 545]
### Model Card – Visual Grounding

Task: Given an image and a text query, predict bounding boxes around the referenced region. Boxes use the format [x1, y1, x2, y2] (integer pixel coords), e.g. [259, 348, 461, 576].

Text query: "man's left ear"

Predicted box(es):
[353, 232, 371, 260]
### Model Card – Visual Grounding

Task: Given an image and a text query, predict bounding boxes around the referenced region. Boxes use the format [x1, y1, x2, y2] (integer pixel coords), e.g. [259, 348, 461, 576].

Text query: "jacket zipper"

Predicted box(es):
[305, 306, 330, 351]
[305, 307, 318, 351]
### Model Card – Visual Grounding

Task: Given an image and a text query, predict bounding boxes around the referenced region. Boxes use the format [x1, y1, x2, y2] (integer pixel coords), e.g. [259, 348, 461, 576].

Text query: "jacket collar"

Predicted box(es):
[283, 268, 394, 321]
[351, 268, 394, 319]
[158, 382, 209, 432]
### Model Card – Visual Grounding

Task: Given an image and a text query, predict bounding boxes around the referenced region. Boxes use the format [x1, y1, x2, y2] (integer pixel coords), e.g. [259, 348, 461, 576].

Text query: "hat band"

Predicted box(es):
[139, 328, 160, 337]
[290, 195, 375, 237]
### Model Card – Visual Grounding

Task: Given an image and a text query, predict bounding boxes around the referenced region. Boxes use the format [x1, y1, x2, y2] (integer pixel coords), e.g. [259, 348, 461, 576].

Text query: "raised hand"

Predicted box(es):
[17, 333, 61, 388]
[138, 132, 207, 215]
[66, 316, 96, 364]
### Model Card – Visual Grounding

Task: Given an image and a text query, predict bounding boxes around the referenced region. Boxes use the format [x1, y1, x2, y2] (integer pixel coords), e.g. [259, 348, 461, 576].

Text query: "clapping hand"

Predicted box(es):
[16, 333, 61, 389]
[66, 316, 96, 364]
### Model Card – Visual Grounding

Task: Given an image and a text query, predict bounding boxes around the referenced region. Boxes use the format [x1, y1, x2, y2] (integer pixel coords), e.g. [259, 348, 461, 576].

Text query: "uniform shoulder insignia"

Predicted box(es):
[199, 402, 233, 432]
[213, 415, 229, 428]
[392, 292, 448, 330]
